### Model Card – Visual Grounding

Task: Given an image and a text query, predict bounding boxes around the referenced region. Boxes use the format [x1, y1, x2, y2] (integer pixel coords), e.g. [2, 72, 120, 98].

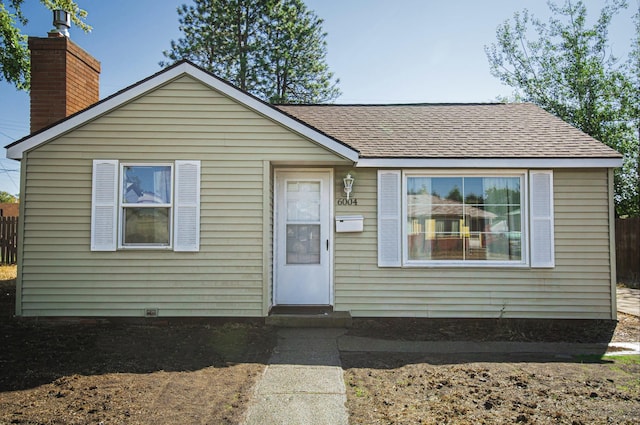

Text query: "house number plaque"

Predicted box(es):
[337, 198, 358, 206]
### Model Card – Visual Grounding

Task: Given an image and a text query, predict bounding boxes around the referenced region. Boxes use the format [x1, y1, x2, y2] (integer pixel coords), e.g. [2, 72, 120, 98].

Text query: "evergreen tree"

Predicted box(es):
[162, 0, 340, 103]
[259, 0, 340, 103]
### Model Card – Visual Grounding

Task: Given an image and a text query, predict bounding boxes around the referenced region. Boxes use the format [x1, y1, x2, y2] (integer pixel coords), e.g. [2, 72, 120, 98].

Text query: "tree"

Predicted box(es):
[162, 0, 340, 103]
[446, 186, 463, 202]
[258, 0, 340, 103]
[619, 7, 639, 216]
[0, 191, 18, 203]
[0, 0, 90, 90]
[485, 0, 639, 217]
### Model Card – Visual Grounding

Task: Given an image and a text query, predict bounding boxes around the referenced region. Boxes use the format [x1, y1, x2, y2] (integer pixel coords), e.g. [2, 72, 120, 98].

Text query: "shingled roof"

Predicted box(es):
[276, 103, 621, 159]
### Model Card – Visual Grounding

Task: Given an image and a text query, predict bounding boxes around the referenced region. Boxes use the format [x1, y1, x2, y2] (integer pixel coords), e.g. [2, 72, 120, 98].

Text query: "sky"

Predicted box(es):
[0, 0, 637, 196]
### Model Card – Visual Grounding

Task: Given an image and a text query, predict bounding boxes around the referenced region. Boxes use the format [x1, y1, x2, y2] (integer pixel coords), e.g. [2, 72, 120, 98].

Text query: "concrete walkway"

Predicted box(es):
[242, 293, 639, 424]
[242, 328, 348, 425]
[617, 287, 640, 317]
[339, 337, 640, 356]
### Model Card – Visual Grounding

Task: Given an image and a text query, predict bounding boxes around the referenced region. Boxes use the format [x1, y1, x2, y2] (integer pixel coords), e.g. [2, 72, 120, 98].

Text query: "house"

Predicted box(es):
[6, 30, 622, 320]
[0, 203, 19, 217]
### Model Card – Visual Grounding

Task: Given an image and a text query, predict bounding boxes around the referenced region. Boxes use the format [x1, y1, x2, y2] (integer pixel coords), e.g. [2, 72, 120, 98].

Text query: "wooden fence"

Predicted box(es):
[616, 217, 640, 284]
[0, 217, 18, 265]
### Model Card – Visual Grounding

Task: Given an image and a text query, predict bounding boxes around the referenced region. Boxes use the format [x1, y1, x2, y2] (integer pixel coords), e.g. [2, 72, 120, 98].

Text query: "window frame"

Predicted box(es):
[118, 162, 174, 250]
[401, 170, 529, 267]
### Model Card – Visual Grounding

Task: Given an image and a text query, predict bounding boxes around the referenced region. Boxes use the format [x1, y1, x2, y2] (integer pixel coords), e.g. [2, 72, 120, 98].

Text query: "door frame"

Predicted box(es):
[273, 168, 334, 306]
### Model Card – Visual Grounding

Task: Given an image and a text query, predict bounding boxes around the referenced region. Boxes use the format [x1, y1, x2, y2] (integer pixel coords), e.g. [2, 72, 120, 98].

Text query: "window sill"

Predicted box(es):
[402, 260, 529, 268]
[118, 245, 173, 250]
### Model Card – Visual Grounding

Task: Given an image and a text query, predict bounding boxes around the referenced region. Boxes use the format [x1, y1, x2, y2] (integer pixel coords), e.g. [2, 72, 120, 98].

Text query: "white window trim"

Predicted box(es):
[401, 170, 529, 268]
[118, 162, 174, 250]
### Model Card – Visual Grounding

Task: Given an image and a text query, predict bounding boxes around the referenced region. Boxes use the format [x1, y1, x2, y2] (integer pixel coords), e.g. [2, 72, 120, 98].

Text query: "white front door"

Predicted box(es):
[274, 170, 332, 305]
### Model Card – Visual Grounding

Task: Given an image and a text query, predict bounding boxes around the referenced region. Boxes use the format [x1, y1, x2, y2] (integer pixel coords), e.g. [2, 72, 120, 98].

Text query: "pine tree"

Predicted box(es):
[161, 0, 340, 103]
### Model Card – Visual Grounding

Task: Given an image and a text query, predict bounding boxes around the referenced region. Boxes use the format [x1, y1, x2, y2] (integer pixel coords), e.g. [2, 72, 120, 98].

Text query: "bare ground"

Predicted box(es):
[0, 268, 277, 425]
[343, 314, 640, 424]
[342, 353, 640, 425]
[1, 266, 639, 424]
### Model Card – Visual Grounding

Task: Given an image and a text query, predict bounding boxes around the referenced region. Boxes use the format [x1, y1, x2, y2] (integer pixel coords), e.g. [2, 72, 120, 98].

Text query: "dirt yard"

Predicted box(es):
[0, 267, 277, 425]
[342, 352, 640, 424]
[1, 266, 639, 424]
[343, 311, 640, 424]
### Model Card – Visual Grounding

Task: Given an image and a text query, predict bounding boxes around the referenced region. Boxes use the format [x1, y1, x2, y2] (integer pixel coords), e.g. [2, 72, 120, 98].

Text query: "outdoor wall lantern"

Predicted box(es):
[343, 173, 355, 200]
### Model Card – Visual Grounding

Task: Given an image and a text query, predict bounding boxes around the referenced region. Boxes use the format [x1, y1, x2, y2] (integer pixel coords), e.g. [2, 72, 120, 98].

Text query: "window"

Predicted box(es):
[121, 164, 172, 247]
[406, 174, 524, 264]
[91, 160, 200, 252]
[378, 170, 554, 268]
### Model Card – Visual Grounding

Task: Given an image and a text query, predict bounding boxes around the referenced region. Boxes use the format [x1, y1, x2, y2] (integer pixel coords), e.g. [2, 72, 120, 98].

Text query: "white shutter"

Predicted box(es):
[91, 160, 118, 251]
[530, 170, 555, 268]
[174, 160, 201, 252]
[378, 170, 402, 267]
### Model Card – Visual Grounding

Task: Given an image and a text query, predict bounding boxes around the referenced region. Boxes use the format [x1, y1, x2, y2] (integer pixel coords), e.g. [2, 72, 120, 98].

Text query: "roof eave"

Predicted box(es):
[355, 157, 624, 168]
[6, 61, 359, 162]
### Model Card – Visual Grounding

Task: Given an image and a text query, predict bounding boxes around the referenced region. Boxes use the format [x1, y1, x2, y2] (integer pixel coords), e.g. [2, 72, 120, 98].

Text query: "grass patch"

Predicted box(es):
[607, 354, 640, 365]
[0, 265, 16, 282]
[574, 354, 640, 364]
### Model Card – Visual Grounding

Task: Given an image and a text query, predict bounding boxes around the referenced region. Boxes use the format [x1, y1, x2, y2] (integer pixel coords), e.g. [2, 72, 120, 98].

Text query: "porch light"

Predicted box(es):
[343, 173, 354, 200]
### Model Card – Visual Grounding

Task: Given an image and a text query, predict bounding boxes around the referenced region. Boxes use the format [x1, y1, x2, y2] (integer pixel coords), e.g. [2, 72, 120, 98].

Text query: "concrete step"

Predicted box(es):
[265, 311, 352, 328]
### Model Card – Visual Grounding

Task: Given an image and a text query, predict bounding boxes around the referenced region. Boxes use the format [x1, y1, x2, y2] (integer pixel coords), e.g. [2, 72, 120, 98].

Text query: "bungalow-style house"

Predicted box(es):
[6, 31, 622, 320]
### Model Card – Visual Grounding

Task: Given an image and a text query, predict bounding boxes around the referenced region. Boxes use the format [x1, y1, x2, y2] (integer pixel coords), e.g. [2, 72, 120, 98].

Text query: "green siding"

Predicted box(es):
[18, 75, 348, 317]
[17, 74, 615, 319]
[333, 168, 614, 319]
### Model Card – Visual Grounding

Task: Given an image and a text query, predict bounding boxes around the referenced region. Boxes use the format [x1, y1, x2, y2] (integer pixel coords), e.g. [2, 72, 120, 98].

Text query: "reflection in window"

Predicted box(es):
[123, 208, 170, 244]
[407, 176, 522, 262]
[286, 181, 321, 221]
[121, 164, 172, 246]
[123, 166, 171, 204]
[287, 224, 320, 264]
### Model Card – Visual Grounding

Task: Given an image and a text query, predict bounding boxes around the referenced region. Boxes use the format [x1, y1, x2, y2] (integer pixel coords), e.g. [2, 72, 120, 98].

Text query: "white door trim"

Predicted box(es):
[273, 168, 334, 306]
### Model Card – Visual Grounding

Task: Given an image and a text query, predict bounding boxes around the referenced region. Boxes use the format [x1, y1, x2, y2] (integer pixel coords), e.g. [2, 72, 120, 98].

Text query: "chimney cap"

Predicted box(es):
[51, 10, 70, 37]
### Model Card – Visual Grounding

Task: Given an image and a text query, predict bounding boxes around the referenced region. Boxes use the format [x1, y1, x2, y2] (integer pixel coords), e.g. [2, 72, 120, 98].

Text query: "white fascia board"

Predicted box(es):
[355, 157, 623, 169]
[7, 62, 359, 162]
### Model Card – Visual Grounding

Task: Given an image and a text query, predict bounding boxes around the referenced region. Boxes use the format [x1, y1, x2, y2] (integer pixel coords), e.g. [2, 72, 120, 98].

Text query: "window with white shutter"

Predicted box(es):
[378, 169, 554, 268]
[529, 170, 554, 268]
[90, 159, 200, 252]
[378, 170, 402, 267]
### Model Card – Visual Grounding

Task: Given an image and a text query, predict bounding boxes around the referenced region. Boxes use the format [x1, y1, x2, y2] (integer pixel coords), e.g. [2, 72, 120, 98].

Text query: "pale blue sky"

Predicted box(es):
[0, 0, 636, 195]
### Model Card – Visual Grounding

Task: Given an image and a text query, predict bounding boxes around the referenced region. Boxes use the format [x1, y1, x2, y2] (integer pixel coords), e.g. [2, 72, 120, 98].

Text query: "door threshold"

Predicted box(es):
[269, 305, 333, 315]
[266, 308, 351, 328]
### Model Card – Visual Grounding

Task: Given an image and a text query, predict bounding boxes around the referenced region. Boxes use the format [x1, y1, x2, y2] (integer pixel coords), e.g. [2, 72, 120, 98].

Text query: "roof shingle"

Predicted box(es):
[276, 103, 621, 159]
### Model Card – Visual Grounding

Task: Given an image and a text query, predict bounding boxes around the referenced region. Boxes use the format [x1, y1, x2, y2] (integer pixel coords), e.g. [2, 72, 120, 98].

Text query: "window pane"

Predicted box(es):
[123, 165, 171, 204]
[407, 175, 523, 262]
[286, 181, 320, 221]
[123, 207, 170, 245]
[431, 177, 463, 201]
[463, 177, 484, 204]
[287, 224, 320, 264]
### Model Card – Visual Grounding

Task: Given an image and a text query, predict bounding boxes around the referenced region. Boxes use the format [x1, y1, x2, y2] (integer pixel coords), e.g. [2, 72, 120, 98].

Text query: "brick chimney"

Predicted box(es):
[28, 12, 100, 133]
